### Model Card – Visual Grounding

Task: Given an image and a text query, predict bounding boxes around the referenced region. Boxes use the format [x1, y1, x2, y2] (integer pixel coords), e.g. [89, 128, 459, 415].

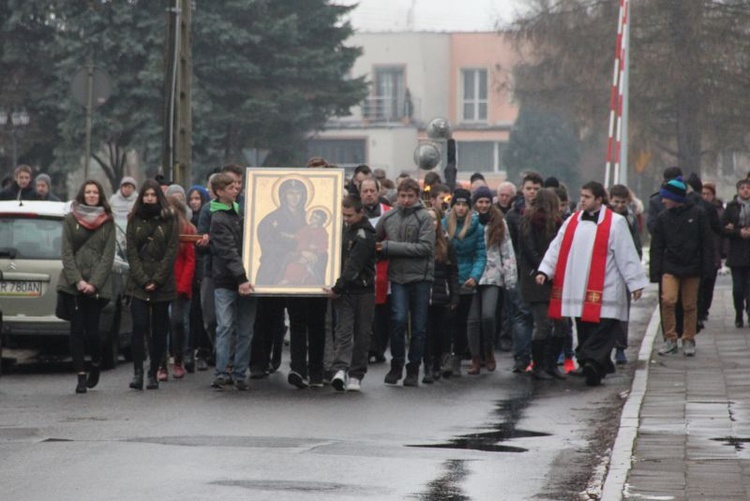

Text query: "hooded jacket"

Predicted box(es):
[375, 201, 434, 284]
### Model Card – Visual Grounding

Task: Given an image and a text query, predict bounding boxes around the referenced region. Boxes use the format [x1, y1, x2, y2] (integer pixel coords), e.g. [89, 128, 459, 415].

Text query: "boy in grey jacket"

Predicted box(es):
[376, 178, 435, 387]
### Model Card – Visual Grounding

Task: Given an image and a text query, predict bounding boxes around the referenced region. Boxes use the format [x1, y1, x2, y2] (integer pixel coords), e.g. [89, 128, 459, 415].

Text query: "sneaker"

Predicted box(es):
[683, 339, 696, 357]
[563, 358, 577, 374]
[287, 371, 309, 389]
[615, 349, 627, 365]
[211, 375, 230, 389]
[196, 358, 209, 371]
[512, 358, 529, 374]
[309, 375, 324, 388]
[346, 377, 361, 392]
[157, 367, 169, 382]
[249, 367, 267, 379]
[331, 370, 347, 392]
[172, 364, 186, 379]
[234, 379, 249, 391]
[658, 339, 678, 356]
[403, 371, 419, 387]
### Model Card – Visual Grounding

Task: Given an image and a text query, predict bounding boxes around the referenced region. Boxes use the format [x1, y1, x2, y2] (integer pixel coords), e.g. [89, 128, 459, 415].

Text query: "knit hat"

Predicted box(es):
[36, 173, 51, 188]
[165, 184, 186, 200]
[451, 188, 471, 207]
[471, 186, 493, 205]
[120, 176, 137, 188]
[660, 177, 687, 204]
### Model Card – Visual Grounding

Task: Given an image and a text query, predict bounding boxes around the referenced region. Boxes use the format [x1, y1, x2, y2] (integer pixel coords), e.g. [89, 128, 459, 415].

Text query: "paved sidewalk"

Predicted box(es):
[603, 281, 750, 500]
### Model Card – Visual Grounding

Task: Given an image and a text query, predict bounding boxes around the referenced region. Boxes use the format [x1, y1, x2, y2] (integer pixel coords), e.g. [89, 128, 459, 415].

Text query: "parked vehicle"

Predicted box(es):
[0, 201, 132, 369]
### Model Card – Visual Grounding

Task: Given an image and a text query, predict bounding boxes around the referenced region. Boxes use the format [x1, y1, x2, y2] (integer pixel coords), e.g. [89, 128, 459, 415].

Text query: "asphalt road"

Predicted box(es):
[0, 287, 658, 501]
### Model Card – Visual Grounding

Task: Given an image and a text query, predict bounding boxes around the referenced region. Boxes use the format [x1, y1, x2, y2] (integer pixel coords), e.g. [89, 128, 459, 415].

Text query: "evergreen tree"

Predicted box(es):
[504, 104, 581, 187]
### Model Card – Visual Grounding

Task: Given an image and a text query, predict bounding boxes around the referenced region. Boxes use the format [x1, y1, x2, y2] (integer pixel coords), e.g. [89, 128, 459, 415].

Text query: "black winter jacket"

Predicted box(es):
[332, 217, 376, 295]
[519, 213, 561, 304]
[210, 202, 248, 290]
[650, 203, 712, 281]
[0, 182, 39, 201]
[720, 199, 750, 268]
[430, 243, 459, 307]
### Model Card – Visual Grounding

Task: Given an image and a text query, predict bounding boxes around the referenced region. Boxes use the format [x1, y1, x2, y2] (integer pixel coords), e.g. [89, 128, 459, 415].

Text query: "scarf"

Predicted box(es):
[548, 208, 613, 322]
[71, 201, 111, 230]
[477, 211, 491, 225]
[140, 202, 161, 219]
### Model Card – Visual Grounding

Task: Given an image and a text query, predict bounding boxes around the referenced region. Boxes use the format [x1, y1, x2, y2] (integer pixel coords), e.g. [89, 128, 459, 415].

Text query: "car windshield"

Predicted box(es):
[0, 216, 63, 260]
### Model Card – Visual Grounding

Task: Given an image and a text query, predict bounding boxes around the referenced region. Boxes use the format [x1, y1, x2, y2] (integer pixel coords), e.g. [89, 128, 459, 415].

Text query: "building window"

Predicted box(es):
[364, 66, 406, 120]
[458, 141, 507, 173]
[306, 138, 366, 167]
[462, 69, 488, 122]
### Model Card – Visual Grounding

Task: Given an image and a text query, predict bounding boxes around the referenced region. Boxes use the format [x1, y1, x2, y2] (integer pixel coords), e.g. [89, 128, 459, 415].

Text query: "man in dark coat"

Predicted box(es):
[0, 164, 39, 201]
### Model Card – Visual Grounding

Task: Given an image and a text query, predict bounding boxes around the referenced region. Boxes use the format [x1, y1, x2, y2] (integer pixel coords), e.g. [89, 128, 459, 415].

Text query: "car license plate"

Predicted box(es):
[0, 280, 43, 296]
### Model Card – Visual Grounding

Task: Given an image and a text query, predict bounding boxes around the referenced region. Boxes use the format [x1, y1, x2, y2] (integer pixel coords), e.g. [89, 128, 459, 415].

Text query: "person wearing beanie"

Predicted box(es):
[543, 176, 560, 188]
[471, 186, 493, 208]
[651, 176, 712, 357]
[442, 186, 486, 378]
[647, 166, 683, 234]
[109, 176, 138, 224]
[468, 183, 515, 375]
[659, 177, 688, 204]
[35, 173, 61, 201]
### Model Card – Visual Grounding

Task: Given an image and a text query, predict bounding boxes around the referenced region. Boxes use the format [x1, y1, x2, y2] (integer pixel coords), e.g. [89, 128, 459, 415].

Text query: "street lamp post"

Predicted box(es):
[0, 109, 30, 167]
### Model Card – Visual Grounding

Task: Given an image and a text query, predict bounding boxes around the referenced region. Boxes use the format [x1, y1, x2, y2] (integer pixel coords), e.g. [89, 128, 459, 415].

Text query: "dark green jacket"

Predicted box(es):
[57, 214, 116, 300]
[125, 208, 179, 302]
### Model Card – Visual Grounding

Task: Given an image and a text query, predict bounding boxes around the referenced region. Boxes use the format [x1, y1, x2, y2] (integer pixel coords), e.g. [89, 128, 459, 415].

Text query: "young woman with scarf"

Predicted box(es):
[126, 179, 179, 390]
[58, 180, 116, 393]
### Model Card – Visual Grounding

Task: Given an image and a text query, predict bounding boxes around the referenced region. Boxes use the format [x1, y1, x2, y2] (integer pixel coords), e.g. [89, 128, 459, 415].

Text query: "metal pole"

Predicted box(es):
[619, 3, 631, 187]
[84, 63, 94, 180]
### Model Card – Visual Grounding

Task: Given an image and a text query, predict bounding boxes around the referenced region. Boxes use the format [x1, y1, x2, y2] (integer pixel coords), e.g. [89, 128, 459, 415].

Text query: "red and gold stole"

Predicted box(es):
[548, 208, 613, 322]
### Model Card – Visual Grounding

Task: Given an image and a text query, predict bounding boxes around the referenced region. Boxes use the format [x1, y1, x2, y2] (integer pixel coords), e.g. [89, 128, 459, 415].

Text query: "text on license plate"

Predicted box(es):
[0, 281, 43, 296]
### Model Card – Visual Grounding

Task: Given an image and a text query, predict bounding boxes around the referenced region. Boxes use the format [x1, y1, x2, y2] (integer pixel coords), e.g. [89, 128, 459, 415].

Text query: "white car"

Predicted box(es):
[0, 200, 132, 370]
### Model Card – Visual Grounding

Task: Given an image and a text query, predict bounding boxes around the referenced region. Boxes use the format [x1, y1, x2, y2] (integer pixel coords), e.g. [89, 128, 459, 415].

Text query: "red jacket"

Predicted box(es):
[175, 221, 196, 297]
[370, 202, 391, 304]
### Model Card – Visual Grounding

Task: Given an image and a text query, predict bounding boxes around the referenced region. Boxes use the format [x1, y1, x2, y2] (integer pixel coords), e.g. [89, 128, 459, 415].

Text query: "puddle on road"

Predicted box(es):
[211, 479, 365, 494]
[412, 459, 470, 501]
[408, 390, 549, 453]
[711, 436, 750, 451]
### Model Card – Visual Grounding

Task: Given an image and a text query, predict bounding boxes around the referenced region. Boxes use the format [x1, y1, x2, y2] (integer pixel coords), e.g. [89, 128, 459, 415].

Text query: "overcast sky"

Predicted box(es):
[336, 0, 526, 32]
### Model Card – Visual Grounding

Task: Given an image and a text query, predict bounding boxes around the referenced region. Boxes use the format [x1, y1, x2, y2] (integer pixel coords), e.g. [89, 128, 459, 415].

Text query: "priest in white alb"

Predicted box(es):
[535, 181, 648, 386]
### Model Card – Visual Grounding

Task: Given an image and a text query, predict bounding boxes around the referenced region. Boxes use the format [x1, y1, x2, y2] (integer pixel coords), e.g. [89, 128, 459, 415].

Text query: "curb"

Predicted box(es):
[600, 304, 661, 499]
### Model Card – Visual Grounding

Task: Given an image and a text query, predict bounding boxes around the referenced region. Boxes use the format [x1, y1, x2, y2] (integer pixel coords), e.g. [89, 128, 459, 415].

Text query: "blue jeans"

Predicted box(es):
[214, 287, 257, 381]
[389, 281, 431, 368]
[506, 287, 533, 362]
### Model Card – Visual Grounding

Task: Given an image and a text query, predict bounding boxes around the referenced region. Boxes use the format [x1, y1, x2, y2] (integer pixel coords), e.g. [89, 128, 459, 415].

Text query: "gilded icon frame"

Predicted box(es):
[243, 168, 344, 295]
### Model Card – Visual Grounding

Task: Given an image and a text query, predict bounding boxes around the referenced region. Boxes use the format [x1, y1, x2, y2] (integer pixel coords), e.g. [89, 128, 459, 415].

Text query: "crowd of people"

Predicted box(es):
[2, 159, 732, 394]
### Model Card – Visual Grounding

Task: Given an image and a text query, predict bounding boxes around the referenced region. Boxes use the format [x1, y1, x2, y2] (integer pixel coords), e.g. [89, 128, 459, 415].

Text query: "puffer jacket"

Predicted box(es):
[442, 213, 486, 290]
[650, 202, 712, 280]
[125, 207, 179, 302]
[375, 201, 435, 284]
[57, 214, 116, 300]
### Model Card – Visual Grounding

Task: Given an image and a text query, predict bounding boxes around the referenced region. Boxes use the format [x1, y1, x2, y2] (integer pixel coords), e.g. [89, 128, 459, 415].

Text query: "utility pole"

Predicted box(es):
[162, 0, 192, 185]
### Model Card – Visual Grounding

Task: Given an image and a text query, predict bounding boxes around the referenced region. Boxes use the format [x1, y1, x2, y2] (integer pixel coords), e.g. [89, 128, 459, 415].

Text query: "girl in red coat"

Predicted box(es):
[162, 196, 196, 379]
